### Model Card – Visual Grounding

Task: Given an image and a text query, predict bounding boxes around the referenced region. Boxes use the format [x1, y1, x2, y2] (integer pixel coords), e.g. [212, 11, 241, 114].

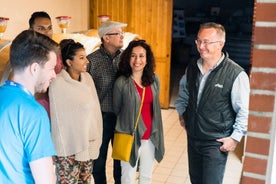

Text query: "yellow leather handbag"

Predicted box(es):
[112, 88, 145, 162]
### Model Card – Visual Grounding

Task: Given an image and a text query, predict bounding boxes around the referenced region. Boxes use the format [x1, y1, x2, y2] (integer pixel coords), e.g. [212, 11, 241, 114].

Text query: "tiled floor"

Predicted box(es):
[90, 60, 243, 184]
[91, 108, 243, 184]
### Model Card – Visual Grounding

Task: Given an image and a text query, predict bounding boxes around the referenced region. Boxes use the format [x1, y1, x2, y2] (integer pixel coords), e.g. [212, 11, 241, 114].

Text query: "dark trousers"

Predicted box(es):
[187, 137, 228, 184]
[92, 112, 121, 184]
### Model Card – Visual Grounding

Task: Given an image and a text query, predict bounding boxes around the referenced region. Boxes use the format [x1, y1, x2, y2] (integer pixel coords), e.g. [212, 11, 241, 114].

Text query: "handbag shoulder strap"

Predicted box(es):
[133, 87, 145, 132]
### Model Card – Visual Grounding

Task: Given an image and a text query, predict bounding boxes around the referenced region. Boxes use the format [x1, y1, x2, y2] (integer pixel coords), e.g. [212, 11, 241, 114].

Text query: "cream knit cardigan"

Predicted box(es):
[49, 69, 102, 161]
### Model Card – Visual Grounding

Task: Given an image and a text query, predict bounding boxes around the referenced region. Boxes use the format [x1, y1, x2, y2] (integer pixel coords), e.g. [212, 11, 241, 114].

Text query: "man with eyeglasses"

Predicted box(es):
[175, 22, 250, 184]
[87, 21, 127, 184]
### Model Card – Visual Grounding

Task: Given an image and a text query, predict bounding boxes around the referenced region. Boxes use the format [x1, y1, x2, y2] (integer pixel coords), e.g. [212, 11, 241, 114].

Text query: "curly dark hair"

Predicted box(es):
[118, 40, 155, 86]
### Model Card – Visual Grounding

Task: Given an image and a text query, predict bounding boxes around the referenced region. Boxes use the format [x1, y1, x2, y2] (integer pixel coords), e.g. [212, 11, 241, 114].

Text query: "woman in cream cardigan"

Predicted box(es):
[49, 39, 102, 183]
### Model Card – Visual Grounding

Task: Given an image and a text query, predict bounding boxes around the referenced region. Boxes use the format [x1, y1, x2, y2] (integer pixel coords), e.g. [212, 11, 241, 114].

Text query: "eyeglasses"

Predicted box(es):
[195, 39, 221, 46]
[105, 32, 125, 36]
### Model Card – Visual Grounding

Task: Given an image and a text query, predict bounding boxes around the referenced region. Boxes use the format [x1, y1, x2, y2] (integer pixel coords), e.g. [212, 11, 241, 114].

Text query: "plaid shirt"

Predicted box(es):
[87, 45, 121, 112]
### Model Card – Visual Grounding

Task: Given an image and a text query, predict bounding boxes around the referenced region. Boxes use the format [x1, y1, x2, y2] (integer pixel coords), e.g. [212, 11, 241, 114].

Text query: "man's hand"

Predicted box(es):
[179, 115, 186, 129]
[217, 137, 238, 152]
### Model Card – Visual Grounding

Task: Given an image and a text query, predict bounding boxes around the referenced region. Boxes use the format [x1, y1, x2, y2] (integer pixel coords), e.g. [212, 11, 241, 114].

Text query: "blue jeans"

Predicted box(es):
[92, 112, 121, 184]
[187, 137, 228, 184]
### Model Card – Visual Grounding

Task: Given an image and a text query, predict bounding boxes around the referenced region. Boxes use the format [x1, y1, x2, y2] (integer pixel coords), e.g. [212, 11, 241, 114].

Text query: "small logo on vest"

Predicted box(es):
[214, 84, 223, 88]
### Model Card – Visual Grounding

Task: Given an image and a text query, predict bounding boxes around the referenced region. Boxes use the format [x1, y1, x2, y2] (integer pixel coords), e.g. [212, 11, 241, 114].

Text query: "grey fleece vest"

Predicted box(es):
[183, 53, 244, 140]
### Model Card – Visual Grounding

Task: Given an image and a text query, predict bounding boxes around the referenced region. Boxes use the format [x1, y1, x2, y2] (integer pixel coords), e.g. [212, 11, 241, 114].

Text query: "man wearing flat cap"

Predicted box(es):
[87, 20, 127, 184]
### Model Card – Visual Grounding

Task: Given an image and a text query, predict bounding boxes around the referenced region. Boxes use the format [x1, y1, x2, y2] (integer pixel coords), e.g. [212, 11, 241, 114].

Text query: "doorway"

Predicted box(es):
[169, 0, 254, 107]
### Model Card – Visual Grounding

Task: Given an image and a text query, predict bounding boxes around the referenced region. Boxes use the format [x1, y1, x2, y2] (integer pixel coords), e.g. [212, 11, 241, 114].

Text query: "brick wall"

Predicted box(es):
[241, 1, 276, 184]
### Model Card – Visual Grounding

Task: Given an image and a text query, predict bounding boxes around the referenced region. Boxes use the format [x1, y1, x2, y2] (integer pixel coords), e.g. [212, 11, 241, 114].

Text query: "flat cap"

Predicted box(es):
[98, 21, 127, 38]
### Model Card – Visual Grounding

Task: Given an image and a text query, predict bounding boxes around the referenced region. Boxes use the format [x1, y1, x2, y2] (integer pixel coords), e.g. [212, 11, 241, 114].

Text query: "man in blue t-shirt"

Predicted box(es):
[0, 30, 59, 183]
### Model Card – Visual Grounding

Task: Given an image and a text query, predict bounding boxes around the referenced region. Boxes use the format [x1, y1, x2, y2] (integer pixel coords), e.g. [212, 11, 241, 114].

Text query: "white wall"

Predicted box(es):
[0, 0, 89, 40]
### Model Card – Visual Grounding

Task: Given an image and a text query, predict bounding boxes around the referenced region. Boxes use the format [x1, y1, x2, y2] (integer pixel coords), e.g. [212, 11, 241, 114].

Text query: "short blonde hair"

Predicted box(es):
[199, 22, 226, 42]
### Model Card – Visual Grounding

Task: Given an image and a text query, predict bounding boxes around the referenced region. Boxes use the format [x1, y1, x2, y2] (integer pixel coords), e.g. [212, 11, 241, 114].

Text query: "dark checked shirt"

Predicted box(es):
[87, 45, 122, 112]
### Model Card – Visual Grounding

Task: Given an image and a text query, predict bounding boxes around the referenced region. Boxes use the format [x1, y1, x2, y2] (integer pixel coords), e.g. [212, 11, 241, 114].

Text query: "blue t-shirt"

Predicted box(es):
[0, 82, 56, 183]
